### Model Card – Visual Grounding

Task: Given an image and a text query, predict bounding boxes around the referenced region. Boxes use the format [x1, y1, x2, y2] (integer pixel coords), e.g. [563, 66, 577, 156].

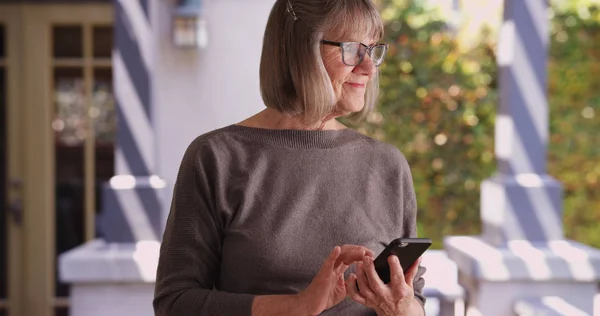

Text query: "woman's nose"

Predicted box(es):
[355, 54, 376, 76]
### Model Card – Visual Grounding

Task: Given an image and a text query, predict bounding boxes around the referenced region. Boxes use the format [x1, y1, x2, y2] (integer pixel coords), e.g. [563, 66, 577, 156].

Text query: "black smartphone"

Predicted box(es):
[373, 237, 431, 284]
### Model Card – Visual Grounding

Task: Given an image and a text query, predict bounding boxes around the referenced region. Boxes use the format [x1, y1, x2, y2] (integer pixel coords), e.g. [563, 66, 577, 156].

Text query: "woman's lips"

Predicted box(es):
[346, 82, 366, 88]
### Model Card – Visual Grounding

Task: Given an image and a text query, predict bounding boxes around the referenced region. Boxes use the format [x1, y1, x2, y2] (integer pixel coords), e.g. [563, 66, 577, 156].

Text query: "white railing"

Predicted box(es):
[421, 250, 466, 316]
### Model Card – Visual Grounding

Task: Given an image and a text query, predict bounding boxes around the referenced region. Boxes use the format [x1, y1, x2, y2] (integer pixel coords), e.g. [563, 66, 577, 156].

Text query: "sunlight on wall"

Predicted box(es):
[548, 240, 596, 281]
[425, 0, 504, 50]
[109, 175, 166, 189]
[542, 296, 589, 315]
[508, 241, 552, 280]
[132, 240, 161, 282]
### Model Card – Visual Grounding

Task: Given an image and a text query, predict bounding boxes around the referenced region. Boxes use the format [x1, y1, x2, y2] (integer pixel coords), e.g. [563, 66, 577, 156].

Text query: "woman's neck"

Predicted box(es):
[237, 108, 347, 131]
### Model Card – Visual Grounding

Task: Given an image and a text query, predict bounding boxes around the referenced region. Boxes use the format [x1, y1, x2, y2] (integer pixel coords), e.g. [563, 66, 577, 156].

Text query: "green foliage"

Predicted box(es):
[345, 0, 600, 249]
[548, 2, 600, 247]
[344, 0, 498, 249]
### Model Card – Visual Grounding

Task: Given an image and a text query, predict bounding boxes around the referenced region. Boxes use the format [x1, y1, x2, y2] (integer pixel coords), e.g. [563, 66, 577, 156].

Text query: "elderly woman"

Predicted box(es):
[153, 0, 426, 315]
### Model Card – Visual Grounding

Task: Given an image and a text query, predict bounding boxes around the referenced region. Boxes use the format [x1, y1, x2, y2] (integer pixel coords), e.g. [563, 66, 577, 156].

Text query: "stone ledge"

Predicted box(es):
[444, 236, 600, 282]
[59, 239, 160, 283]
[70, 283, 155, 316]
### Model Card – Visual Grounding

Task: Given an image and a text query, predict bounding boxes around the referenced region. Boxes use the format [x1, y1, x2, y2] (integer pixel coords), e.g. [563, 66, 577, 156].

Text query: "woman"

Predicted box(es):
[153, 0, 426, 315]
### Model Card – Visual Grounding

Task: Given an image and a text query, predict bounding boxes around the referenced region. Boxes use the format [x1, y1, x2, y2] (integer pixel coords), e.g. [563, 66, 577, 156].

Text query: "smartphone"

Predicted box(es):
[373, 238, 431, 284]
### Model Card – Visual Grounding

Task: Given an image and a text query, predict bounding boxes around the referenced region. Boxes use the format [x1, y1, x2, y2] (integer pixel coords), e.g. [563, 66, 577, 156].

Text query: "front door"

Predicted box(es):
[0, 3, 114, 316]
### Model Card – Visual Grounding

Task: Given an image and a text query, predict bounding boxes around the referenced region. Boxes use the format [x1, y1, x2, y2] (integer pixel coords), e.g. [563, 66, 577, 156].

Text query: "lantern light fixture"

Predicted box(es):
[172, 0, 208, 49]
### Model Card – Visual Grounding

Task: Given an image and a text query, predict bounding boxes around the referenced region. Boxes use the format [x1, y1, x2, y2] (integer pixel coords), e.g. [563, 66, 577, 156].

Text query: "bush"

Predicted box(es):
[346, 0, 600, 249]
[548, 2, 600, 247]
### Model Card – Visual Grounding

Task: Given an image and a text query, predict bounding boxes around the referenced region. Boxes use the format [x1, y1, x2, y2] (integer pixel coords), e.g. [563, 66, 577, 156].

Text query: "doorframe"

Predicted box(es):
[1, 4, 113, 316]
[0, 5, 25, 316]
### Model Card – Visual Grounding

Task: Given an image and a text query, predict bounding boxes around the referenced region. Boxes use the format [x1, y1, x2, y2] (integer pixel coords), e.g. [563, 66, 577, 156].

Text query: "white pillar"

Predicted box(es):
[444, 1, 600, 315]
[59, 1, 272, 315]
[96, 0, 165, 243]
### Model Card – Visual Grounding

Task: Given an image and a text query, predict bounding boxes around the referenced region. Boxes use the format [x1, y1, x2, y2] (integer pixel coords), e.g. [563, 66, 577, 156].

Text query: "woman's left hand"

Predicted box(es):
[345, 255, 422, 316]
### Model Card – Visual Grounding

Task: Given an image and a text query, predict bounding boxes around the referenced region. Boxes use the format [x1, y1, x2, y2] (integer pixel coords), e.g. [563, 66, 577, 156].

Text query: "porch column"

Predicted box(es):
[59, 1, 162, 316]
[59, 0, 276, 314]
[444, 1, 600, 315]
[97, 0, 165, 243]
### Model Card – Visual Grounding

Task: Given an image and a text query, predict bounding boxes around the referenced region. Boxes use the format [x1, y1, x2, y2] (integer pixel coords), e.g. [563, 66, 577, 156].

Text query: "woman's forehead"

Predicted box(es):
[322, 13, 382, 44]
[324, 31, 379, 45]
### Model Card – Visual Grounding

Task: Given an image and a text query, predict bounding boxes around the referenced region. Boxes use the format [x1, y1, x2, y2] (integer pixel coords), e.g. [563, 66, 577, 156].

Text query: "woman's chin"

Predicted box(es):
[337, 102, 365, 115]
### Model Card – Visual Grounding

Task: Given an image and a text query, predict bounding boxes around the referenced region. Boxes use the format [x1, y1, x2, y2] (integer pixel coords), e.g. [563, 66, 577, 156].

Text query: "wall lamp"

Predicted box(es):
[172, 0, 208, 49]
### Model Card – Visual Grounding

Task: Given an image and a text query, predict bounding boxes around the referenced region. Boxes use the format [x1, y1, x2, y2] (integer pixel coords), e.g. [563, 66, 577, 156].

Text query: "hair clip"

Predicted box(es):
[286, 0, 298, 21]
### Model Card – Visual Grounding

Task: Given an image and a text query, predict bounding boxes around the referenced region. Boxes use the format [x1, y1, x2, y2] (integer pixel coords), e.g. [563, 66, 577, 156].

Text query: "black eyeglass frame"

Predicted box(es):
[320, 40, 389, 67]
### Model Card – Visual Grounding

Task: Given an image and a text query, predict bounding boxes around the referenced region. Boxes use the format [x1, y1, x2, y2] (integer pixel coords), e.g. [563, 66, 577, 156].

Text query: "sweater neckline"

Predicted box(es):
[223, 124, 363, 149]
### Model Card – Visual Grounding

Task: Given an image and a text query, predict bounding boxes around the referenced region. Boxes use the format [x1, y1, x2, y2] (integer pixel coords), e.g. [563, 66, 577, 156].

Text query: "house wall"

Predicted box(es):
[153, 0, 274, 220]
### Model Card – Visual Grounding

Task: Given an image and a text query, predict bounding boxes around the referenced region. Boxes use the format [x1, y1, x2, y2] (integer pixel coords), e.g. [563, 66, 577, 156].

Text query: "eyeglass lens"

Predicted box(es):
[341, 42, 387, 66]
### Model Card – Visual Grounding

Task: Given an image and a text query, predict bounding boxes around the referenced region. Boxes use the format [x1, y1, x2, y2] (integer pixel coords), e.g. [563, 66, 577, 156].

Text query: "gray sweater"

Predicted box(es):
[153, 125, 426, 315]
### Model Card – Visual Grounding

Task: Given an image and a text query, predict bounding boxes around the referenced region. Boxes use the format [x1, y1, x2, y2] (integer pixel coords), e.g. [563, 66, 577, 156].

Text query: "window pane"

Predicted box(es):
[93, 68, 116, 145]
[53, 68, 85, 146]
[93, 26, 113, 58]
[93, 67, 115, 235]
[53, 26, 83, 58]
[53, 67, 85, 305]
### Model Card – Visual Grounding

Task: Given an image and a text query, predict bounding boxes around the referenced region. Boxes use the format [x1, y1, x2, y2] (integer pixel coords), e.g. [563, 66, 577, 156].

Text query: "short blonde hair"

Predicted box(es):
[259, 0, 384, 127]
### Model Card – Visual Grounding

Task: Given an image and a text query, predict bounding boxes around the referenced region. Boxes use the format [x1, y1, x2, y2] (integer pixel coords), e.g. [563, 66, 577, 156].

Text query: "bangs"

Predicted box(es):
[321, 0, 384, 43]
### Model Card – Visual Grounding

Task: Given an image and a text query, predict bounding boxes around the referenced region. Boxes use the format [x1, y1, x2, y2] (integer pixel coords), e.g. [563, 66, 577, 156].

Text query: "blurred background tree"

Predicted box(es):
[548, 0, 600, 247]
[346, 0, 600, 249]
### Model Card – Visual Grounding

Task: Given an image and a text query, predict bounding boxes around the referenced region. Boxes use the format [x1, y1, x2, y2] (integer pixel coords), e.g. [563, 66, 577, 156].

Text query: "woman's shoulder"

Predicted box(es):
[352, 131, 411, 167]
[179, 125, 244, 160]
[188, 125, 236, 147]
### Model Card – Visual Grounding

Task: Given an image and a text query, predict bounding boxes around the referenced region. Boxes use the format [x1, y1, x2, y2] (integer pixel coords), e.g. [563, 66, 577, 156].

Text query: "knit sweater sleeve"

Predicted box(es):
[153, 140, 255, 316]
[399, 155, 427, 309]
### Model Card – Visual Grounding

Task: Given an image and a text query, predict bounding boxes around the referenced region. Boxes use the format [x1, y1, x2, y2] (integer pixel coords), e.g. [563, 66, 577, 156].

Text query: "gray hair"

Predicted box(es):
[259, 0, 384, 127]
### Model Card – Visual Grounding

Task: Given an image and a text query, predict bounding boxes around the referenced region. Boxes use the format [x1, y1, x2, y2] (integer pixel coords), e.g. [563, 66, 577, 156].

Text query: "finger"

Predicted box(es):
[362, 256, 386, 296]
[337, 273, 345, 287]
[321, 246, 342, 274]
[345, 274, 367, 305]
[404, 257, 422, 287]
[334, 262, 349, 275]
[339, 244, 374, 257]
[336, 245, 374, 267]
[388, 255, 407, 286]
[336, 252, 367, 268]
[355, 262, 377, 301]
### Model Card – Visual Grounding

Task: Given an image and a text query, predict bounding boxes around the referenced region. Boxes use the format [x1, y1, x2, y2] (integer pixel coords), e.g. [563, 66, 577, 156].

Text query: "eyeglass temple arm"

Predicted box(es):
[320, 40, 343, 47]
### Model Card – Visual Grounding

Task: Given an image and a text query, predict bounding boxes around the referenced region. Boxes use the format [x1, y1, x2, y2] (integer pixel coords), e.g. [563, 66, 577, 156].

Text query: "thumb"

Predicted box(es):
[313, 246, 342, 285]
[321, 246, 341, 275]
[300, 247, 342, 315]
[404, 257, 422, 287]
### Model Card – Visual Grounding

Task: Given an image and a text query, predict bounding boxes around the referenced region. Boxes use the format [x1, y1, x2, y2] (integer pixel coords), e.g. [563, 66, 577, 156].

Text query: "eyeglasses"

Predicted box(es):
[321, 40, 389, 67]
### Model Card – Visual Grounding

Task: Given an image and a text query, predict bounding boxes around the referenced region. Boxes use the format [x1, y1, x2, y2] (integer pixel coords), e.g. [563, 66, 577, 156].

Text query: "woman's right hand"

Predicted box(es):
[297, 245, 374, 316]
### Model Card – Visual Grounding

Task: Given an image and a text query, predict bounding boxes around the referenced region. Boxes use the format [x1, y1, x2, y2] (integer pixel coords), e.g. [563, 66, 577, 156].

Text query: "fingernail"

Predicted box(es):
[394, 256, 399, 263]
[363, 257, 371, 266]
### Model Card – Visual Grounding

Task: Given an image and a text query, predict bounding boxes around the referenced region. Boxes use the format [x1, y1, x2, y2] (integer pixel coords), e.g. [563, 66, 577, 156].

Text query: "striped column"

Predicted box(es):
[481, 0, 564, 246]
[97, 0, 165, 243]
